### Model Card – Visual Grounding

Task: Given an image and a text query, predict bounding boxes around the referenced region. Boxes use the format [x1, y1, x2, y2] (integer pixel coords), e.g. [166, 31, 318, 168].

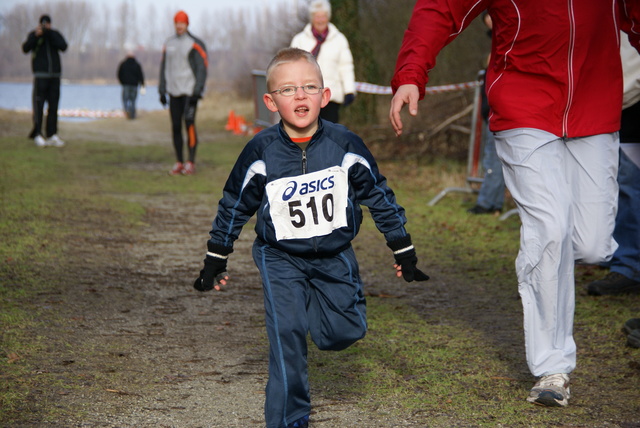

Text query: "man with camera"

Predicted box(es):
[22, 14, 68, 147]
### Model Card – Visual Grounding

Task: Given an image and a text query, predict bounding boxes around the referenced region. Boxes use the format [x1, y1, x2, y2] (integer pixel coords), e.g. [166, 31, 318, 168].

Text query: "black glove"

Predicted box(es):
[194, 256, 227, 291]
[185, 96, 198, 122]
[343, 93, 355, 107]
[387, 234, 430, 282]
[194, 243, 233, 292]
[160, 94, 167, 107]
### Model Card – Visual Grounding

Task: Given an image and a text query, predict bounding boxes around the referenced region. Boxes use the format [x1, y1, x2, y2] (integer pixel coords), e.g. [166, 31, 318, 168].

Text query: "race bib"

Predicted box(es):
[266, 167, 349, 240]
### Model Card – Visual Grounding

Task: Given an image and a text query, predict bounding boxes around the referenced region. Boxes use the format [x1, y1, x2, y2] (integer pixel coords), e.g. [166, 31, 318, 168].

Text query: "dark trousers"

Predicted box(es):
[30, 77, 61, 139]
[620, 99, 640, 143]
[121, 85, 138, 119]
[252, 241, 367, 428]
[320, 101, 341, 123]
[169, 96, 198, 163]
[608, 100, 640, 281]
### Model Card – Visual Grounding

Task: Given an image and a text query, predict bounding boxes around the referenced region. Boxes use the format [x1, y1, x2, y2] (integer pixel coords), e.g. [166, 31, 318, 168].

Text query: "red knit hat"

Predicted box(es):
[174, 10, 189, 25]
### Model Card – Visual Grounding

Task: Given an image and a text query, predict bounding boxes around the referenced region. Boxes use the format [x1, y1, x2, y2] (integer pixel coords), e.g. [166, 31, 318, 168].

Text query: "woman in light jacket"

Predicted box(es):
[290, 0, 356, 123]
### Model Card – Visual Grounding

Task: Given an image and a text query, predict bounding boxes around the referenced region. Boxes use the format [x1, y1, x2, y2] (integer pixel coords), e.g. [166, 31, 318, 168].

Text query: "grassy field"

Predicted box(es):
[1, 104, 639, 426]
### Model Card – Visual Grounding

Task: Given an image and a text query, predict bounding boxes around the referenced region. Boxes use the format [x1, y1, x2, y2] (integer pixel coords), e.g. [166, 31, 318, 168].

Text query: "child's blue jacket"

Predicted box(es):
[208, 119, 410, 257]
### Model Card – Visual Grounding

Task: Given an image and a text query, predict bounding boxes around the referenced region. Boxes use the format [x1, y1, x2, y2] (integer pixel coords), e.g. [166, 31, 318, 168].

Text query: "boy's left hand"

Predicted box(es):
[393, 251, 430, 282]
[387, 234, 430, 282]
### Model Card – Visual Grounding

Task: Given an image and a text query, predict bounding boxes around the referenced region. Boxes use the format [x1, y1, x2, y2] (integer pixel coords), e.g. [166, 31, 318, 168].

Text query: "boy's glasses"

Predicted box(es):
[270, 85, 324, 96]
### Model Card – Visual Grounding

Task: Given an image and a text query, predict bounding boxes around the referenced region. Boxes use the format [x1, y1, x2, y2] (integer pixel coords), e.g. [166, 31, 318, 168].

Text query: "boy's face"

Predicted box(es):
[263, 59, 331, 139]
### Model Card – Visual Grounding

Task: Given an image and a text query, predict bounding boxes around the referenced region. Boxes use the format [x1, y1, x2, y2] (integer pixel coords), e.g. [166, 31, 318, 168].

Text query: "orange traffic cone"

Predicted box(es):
[233, 115, 246, 135]
[225, 110, 236, 131]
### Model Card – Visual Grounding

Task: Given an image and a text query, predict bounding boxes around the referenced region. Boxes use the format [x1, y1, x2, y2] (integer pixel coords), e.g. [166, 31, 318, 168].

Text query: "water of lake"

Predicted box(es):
[0, 81, 162, 120]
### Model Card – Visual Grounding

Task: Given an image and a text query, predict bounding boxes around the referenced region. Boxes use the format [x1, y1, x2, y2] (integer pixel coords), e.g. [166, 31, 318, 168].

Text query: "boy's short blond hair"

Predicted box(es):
[265, 47, 324, 92]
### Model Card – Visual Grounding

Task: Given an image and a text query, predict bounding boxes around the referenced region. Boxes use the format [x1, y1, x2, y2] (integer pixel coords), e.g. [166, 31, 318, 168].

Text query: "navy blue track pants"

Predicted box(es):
[252, 240, 367, 428]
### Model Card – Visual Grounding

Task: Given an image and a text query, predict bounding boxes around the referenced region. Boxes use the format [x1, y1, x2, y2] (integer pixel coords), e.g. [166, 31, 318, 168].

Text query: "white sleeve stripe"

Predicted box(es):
[206, 251, 229, 260]
[342, 152, 371, 171]
[393, 245, 414, 255]
[242, 160, 267, 192]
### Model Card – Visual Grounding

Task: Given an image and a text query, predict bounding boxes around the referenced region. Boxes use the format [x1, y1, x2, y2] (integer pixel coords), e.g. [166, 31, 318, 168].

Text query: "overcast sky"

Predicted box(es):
[0, 0, 292, 16]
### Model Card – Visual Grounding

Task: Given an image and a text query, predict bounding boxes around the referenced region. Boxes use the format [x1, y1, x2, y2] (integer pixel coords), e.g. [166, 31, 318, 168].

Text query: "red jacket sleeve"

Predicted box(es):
[391, 0, 487, 98]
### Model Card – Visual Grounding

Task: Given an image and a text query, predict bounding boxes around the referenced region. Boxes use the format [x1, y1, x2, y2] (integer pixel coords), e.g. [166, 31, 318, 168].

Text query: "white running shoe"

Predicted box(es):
[527, 373, 570, 407]
[34, 135, 47, 147]
[182, 161, 196, 175]
[169, 162, 183, 176]
[47, 134, 65, 147]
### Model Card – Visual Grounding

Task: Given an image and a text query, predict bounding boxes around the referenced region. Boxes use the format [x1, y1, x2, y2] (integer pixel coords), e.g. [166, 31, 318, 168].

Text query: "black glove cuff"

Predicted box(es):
[207, 242, 233, 258]
[386, 234, 413, 255]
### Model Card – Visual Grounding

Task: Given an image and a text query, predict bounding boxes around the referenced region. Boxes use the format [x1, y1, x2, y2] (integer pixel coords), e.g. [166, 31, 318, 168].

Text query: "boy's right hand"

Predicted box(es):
[194, 255, 229, 292]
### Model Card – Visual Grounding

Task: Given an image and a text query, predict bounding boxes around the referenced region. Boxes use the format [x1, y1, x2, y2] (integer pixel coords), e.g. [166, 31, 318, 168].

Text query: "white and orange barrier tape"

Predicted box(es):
[58, 109, 125, 118]
[15, 107, 125, 119]
[355, 80, 480, 95]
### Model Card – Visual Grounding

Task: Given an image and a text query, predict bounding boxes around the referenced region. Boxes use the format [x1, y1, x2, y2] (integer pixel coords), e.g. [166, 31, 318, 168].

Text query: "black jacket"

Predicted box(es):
[22, 28, 67, 77]
[118, 57, 145, 86]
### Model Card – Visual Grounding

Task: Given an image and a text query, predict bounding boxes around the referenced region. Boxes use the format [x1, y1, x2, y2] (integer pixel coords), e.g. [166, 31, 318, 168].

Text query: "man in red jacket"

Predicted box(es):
[390, 0, 640, 408]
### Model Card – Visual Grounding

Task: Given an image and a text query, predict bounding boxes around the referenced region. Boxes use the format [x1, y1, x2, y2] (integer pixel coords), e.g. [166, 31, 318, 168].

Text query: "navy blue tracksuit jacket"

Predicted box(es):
[207, 119, 410, 428]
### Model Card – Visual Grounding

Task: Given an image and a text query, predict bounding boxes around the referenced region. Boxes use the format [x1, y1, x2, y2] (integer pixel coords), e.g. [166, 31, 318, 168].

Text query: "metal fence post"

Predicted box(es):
[427, 70, 485, 206]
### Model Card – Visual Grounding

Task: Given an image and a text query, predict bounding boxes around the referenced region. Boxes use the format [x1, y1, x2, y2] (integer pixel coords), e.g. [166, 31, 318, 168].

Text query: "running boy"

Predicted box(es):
[194, 47, 429, 428]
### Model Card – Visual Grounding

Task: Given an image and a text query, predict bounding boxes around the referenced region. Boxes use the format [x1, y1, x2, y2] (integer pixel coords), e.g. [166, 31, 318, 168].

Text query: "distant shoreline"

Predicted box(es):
[0, 78, 161, 86]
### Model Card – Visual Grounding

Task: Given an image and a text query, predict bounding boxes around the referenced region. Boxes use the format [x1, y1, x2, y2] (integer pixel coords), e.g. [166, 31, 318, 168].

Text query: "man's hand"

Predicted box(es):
[185, 96, 198, 121]
[389, 84, 420, 136]
[159, 94, 167, 107]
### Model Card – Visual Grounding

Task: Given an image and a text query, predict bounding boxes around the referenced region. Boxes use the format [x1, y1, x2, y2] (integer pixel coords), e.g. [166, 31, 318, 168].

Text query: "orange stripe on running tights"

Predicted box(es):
[188, 125, 196, 148]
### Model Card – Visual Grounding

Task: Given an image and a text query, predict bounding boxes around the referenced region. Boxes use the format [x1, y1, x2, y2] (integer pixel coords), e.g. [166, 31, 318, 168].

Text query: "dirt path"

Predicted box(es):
[34, 194, 422, 427]
[7, 112, 640, 427]
[12, 114, 419, 427]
